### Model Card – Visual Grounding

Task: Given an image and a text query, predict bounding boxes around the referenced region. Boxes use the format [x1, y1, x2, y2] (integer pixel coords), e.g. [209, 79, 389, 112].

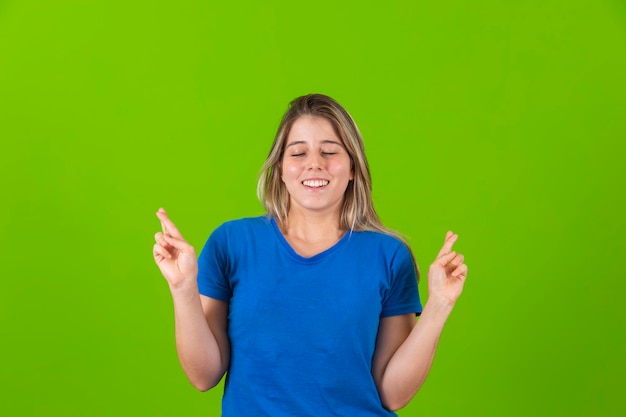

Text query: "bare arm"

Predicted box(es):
[372, 300, 453, 410]
[154, 208, 230, 391]
[169, 285, 230, 391]
[372, 231, 468, 411]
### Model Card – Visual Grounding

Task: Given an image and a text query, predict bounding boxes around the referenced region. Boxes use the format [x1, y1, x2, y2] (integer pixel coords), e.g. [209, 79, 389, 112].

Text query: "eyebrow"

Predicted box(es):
[285, 140, 344, 148]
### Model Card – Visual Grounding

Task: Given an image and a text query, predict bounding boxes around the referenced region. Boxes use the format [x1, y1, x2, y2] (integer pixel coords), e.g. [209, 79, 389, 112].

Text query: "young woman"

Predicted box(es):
[153, 94, 468, 416]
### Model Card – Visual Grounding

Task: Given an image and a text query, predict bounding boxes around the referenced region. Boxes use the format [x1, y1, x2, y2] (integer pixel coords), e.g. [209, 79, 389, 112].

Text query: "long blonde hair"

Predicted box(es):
[257, 94, 418, 275]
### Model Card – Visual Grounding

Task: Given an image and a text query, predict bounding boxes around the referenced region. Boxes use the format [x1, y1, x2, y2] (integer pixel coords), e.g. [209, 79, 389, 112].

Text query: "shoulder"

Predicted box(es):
[349, 229, 416, 273]
[207, 215, 274, 246]
[201, 215, 273, 257]
[350, 229, 408, 253]
[215, 215, 272, 233]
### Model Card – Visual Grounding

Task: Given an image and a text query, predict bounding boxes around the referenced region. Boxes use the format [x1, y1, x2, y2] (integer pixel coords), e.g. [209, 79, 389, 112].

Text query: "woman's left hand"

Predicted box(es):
[427, 231, 468, 305]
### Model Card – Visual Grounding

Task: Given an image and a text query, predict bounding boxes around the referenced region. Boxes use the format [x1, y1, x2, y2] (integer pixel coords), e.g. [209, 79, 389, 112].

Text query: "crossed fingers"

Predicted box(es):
[435, 231, 467, 279]
[157, 208, 184, 239]
[153, 208, 190, 261]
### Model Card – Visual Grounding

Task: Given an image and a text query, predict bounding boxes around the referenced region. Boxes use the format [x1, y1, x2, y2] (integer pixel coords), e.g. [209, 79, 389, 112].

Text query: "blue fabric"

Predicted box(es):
[197, 216, 422, 417]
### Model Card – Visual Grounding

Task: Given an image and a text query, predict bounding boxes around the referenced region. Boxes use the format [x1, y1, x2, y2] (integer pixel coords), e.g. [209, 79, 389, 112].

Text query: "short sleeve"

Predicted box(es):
[197, 224, 232, 302]
[380, 243, 422, 317]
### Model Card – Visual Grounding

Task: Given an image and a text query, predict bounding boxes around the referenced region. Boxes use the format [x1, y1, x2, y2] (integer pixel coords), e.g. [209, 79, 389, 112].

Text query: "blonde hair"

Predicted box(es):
[257, 94, 418, 275]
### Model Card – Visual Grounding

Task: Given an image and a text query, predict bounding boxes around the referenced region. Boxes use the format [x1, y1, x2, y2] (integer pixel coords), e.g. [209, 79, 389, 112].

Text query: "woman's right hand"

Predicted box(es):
[153, 208, 198, 289]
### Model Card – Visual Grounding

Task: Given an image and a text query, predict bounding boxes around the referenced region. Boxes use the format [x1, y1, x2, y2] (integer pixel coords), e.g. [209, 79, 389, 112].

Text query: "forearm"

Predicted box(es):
[170, 281, 227, 391]
[379, 297, 454, 410]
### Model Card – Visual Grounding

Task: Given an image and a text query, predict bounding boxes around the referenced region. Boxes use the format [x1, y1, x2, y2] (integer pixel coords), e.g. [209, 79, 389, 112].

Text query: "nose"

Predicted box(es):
[307, 153, 323, 170]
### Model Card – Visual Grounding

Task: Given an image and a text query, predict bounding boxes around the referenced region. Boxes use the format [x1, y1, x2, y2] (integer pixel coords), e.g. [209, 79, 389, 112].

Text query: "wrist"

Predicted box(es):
[169, 277, 199, 298]
[422, 296, 455, 319]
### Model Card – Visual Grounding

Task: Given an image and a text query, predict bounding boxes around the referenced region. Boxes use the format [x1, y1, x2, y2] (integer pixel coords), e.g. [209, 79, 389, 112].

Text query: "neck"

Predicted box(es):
[280, 208, 344, 243]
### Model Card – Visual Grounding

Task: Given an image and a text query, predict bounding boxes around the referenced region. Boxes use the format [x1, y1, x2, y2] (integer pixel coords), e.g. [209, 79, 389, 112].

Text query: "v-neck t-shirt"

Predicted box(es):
[197, 216, 422, 417]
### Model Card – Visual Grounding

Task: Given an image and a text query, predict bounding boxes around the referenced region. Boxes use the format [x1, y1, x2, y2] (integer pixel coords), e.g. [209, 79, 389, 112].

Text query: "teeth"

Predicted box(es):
[303, 179, 329, 187]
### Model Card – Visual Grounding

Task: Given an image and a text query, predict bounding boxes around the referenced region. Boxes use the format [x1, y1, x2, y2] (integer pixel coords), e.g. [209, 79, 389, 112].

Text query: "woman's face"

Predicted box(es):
[281, 116, 353, 218]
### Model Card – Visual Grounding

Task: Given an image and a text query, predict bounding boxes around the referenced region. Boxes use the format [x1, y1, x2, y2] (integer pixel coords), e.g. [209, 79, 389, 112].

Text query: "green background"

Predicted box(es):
[1, 0, 624, 415]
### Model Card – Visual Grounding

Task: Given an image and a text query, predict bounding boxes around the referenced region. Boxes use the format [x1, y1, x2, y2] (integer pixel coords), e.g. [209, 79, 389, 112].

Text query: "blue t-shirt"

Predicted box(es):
[197, 216, 422, 417]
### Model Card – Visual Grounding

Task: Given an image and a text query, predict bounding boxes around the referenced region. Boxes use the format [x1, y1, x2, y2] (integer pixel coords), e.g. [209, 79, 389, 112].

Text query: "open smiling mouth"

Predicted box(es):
[302, 179, 329, 188]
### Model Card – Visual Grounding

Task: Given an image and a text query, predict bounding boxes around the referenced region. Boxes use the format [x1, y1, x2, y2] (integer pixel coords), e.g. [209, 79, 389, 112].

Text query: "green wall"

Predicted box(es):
[1, 0, 624, 415]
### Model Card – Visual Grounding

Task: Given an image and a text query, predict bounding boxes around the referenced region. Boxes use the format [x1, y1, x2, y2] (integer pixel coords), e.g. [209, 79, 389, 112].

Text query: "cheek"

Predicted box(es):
[330, 159, 352, 178]
[281, 161, 300, 180]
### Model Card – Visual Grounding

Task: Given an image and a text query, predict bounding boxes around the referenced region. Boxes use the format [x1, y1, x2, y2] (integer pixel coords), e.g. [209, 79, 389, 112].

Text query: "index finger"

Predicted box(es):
[436, 231, 458, 259]
[156, 208, 184, 239]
